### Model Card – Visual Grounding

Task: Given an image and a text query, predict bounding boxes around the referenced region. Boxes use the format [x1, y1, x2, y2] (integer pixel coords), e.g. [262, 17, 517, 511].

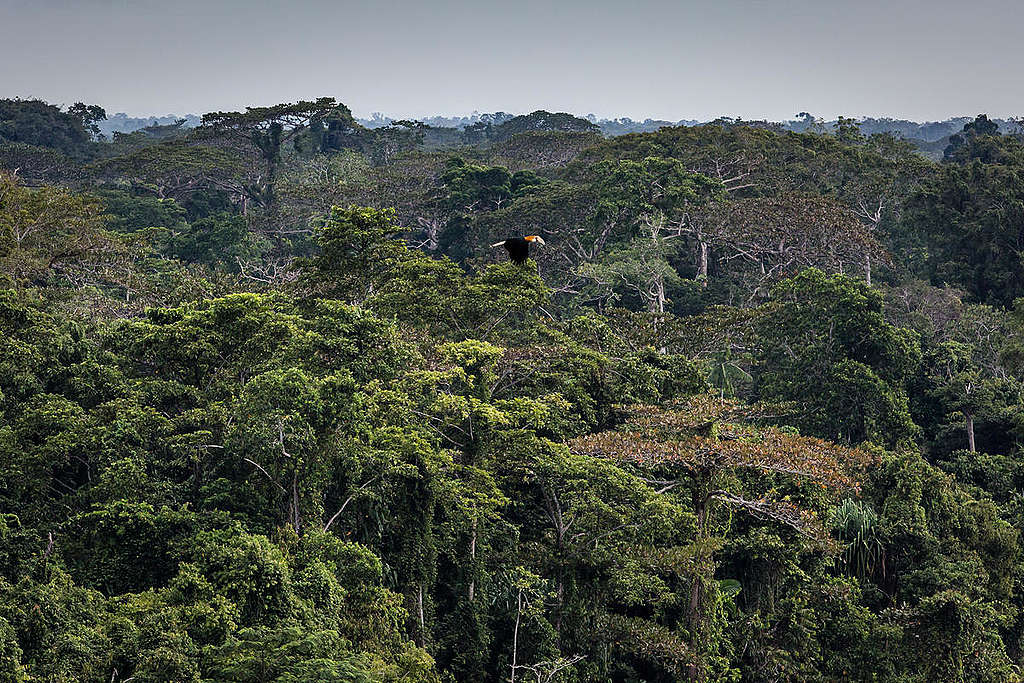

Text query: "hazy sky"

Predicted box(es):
[2, 0, 1022, 121]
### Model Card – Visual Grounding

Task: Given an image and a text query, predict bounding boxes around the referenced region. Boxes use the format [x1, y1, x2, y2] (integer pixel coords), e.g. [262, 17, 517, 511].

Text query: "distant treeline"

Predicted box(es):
[85, 105, 1019, 145]
[96, 112, 202, 139]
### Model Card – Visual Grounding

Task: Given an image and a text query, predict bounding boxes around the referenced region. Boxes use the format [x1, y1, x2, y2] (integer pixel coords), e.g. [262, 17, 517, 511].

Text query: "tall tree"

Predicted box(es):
[0, 98, 101, 155]
[572, 394, 869, 682]
[756, 269, 921, 446]
[199, 98, 352, 210]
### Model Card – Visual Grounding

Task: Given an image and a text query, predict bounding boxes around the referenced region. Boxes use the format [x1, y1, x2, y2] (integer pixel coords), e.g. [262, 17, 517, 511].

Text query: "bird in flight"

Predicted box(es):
[491, 235, 546, 264]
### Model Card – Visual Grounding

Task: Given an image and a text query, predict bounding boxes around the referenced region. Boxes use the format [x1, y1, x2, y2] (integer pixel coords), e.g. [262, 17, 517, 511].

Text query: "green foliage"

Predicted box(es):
[6, 105, 1024, 682]
[903, 158, 1024, 306]
[0, 172, 133, 291]
[705, 348, 752, 398]
[944, 114, 1008, 163]
[168, 211, 251, 266]
[0, 98, 102, 155]
[96, 189, 188, 235]
[300, 205, 417, 303]
[488, 110, 600, 142]
[440, 159, 513, 213]
[756, 269, 921, 446]
[593, 155, 724, 220]
[829, 498, 885, 583]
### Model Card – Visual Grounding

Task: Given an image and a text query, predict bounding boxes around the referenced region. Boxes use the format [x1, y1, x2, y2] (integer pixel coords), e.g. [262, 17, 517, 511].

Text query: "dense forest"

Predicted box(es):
[2, 96, 1024, 682]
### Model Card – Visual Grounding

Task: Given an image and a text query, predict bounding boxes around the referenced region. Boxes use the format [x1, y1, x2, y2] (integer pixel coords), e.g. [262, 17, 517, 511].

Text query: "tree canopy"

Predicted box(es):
[3, 98, 1024, 682]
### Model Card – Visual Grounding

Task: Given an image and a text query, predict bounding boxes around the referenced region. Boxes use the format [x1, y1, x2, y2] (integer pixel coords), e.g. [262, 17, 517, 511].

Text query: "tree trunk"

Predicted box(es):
[291, 469, 301, 535]
[547, 488, 567, 637]
[417, 583, 426, 647]
[687, 488, 711, 683]
[468, 517, 477, 602]
[965, 411, 976, 453]
[511, 588, 522, 683]
[698, 241, 709, 283]
[655, 275, 666, 314]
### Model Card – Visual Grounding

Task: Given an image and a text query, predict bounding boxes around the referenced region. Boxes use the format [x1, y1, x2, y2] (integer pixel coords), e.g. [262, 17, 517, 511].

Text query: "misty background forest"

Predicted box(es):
[2, 95, 1024, 682]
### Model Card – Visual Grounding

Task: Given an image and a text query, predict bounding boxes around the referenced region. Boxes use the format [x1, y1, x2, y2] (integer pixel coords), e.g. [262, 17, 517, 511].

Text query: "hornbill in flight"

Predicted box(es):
[491, 235, 545, 264]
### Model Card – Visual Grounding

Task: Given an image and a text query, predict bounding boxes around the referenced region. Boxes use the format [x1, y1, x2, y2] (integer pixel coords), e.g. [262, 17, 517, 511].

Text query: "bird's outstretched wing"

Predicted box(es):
[505, 239, 529, 264]
[491, 237, 530, 264]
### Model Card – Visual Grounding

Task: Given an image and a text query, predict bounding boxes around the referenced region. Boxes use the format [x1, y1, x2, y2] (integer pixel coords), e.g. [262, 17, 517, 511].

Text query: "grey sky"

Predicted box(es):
[1, 0, 1022, 121]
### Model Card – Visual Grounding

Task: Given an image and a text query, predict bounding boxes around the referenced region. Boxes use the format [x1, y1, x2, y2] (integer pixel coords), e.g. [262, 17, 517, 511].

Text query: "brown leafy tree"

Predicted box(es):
[691, 194, 891, 298]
